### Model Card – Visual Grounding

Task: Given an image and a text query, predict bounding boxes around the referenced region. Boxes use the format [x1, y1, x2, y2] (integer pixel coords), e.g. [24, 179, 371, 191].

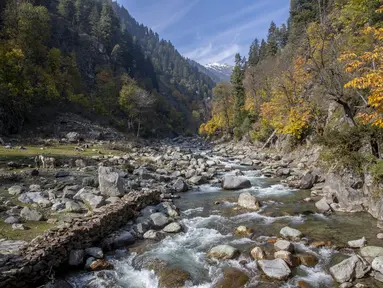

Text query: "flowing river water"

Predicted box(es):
[66, 153, 383, 288]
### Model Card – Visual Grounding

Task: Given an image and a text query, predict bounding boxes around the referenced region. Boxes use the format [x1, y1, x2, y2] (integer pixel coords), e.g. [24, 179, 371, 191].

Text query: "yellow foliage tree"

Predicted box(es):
[340, 25, 383, 128]
[260, 57, 314, 138]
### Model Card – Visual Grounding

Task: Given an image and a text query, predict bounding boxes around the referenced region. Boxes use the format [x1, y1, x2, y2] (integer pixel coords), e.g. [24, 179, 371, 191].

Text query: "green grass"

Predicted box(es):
[0, 220, 55, 241]
[0, 144, 125, 166]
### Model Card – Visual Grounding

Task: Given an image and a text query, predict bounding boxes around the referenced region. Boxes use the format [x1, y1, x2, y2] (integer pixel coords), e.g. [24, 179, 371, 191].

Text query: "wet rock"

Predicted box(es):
[216, 267, 249, 288]
[150, 212, 169, 228]
[280, 226, 302, 240]
[173, 178, 188, 192]
[297, 253, 318, 267]
[348, 237, 366, 248]
[20, 207, 43, 221]
[4, 216, 20, 224]
[88, 259, 114, 271]
[329, 255, 370, 283]
[274, 251, 295, 267]
[222, 176, 251, 190]
[146, 260, 191, 288]
[274, 240, 294, 252]
[258, 259, 291, 280]
[234, 225, 253, 236]
[163, 222, 182, 233]
[237, 192, 260, 210]
[297, 280, 313, 288]
[44, 279, 73, 288]
[251, 246, 265, 260]
[85, 247, 104, 259]
[12, 224, 28, 230]
[143, 230, 166, 240]
[98, 166, 124, 197]
[207, 244, 239, 260]
[69, 249, 84, 266]
[157, 202, 179, 217]
[8, 185, 24, 195]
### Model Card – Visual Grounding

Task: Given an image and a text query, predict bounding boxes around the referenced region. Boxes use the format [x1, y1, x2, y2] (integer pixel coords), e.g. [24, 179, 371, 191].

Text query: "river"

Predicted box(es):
[66, 153, 383, 288]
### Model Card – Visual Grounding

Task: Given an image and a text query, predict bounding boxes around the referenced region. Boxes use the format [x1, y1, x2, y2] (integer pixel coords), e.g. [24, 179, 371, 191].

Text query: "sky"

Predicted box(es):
[117, 0, 290, 65]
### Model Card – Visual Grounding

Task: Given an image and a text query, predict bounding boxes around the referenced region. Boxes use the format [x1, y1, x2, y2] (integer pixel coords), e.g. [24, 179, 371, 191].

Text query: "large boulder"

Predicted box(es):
[360, 246, 383, 260]
[329, 255, 370, 283]
[315, 198, 331, 213]
[150, 212, 169, 228]
[20, 207, 43, 221]
[173, 178, 188, 192]
[85, 247, 104, 259]
[222, 176, 251, 190]
[66, 132, 81, 143]
[163, 222, 182, 233]
[188, 175, 207, 185]
[79, 193, 104, 209]
[98, 166, 124, 197]
[299, 172, 315, 189]
[258, 259, 291, 280]
[237, 192, 260, 210]
[18, 192, 50, 206]
[103, 231, 135, 250]
[68, 249, 84, 266]
[216, 268, 249, 288]
[207, 245, 239, 260]
[280, 226, 302, 240]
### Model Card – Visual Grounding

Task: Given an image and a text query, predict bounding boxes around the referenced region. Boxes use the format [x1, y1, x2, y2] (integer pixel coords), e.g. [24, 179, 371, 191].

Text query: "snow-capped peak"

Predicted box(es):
[205, 62, 232, 69]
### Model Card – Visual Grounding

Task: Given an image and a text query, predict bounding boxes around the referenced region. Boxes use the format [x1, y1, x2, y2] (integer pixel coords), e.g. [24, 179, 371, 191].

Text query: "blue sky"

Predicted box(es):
[117, 0, 290, 65]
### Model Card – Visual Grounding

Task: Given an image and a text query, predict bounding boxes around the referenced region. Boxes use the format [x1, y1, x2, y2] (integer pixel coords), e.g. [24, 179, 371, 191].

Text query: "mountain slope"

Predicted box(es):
[205, 63, 233, 82]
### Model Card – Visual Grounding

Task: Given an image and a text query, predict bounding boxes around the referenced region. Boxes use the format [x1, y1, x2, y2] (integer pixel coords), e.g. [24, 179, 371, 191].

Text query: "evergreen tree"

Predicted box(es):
[58, 0, 76, 24]
[88, 4, 100, 38]
[267, 21, 279, 56]
[278, 24, 289, 48]
[99, 2, 119, 53]
[259, 39, 268, 61]
[231, 53, 246, 128]
[248, 38, 260, 66]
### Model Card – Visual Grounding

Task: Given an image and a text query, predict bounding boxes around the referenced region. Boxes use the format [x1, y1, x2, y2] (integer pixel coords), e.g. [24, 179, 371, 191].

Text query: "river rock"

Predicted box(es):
[258, 259, 291, 280]
[188, 175, 207, 185]
[8, 185, 24, 196]
[12, 224, 27, 231]
[297, 253, 318, 267]
[251, 247, 265, 260]
[329, 255, 370, 283]
[207, 245, 239, 260]
[105, 231, 135, 249]
[143, 230, 166, 240]
[237, 192, 260, 210]
[4, 216, 20, 224]
[222, 176, 251, 190]
[98, 166, 124, 197]
[274, 251, 295, 267]
[280, 226, 302, 240]
[377, 233, 383, 239]
[146, 259, 191, 288]
[234, 225, 253, 236]
[163, 222, 182, 233]
[299, 172, 315, 189]
[372, 256, 383, 274]
[18, 192, 50, 206]
[216, 267, 249, 288]
[44, 279, 73, 288]
[69, 249, 84, 266]
[360, 246, 383, 259]
[85, 247, 104, 259]
[88, 259, 114, 271]
[150, 212, 169, 228]
[157, 202, 179, 217]
[20, 207, 43, 221]
[173, 178, 188, 192]
[274, 240, 294, 252]
[348, 237, 366, 248]
[315, 198, 331, 212]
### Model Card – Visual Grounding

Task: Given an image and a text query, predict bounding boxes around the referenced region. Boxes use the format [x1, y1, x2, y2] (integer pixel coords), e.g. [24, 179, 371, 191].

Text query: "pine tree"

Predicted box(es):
[58, 0, 76, 24]
[99, 2, 119, 53]
[248, 38, 260, 66]
[88, 5, 100, 38]
[259, 39, 268, 61]
[231, 53, 246, 128]
[267, 21, 279, 56]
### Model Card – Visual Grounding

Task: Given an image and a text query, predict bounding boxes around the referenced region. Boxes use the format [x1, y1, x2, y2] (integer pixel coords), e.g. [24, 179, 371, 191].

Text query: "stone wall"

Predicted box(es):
[0, 189, 161, 288]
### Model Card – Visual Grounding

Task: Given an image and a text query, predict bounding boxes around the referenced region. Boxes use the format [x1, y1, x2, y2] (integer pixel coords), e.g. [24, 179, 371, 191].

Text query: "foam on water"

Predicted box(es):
[183, 207, 204, 216]
[231, 211, 305, 225]
[256, 184, 296, 197]
[194, 184, 222, 194]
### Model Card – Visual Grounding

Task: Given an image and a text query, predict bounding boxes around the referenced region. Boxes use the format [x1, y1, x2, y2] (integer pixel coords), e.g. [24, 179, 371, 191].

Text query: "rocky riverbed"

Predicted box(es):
[1, 133, 383, 288]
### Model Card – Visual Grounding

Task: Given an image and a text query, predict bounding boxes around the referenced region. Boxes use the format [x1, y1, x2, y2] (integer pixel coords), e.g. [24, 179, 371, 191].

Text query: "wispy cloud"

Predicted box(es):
[183, 6, 289, 65]
[152, 0, 200, 32]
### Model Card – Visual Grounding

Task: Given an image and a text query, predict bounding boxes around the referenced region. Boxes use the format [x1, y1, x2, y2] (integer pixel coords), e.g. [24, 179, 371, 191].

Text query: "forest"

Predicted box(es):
[0, 0, 214, 137]
[200, 0, 383, 173]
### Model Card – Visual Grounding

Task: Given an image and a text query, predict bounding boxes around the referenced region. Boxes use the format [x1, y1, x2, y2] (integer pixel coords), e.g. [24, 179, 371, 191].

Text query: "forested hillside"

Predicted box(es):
[200, 0, 383, 173]
[0, 0, 214, 137]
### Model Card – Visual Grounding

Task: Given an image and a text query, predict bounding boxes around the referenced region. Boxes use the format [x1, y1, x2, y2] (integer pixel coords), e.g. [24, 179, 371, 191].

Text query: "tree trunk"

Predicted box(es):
[136, 113, 141, 138]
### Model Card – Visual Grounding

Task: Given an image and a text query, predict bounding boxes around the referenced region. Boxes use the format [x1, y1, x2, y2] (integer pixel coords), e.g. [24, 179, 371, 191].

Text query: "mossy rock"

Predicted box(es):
[216, 268, 249, 288]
